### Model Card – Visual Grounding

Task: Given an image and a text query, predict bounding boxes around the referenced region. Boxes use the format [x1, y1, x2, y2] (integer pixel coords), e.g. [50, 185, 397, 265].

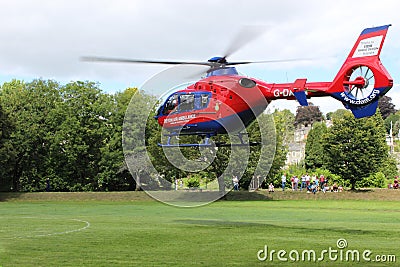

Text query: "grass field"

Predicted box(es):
[1, 190, 400, 266]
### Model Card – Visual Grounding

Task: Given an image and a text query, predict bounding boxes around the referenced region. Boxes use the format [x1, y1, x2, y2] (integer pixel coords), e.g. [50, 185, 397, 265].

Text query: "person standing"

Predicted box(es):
[232, 175, 239, 191]
[320, 175, 325, 190]
[294, 176, 299, 191]
[291, 175, 295, 191]
[301, 174, 306, 191]
[46, 178, 50, 192]
[281, 173, 287, 191]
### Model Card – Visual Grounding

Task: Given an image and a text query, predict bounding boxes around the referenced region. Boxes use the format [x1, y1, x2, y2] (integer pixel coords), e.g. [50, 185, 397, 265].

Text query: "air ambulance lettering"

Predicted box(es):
[165, 114, 197, 124]
[352, 35, 383, 58]
[273, 88, 294, 98]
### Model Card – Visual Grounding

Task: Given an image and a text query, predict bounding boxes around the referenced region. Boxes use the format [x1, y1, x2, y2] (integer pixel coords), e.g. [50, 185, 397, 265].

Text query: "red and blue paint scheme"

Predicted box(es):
[153, 25, 393, 146]
[84, 25, 393, 147]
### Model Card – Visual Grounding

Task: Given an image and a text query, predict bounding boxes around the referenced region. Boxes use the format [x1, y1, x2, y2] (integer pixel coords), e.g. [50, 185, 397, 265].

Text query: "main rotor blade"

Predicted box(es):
[81, 56, 213, 66]
[226, 58, 315, 65]
[223, 25, 267, 59]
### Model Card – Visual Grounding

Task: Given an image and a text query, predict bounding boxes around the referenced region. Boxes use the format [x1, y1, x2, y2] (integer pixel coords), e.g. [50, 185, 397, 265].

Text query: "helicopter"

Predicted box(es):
[83, 24, 393, 147]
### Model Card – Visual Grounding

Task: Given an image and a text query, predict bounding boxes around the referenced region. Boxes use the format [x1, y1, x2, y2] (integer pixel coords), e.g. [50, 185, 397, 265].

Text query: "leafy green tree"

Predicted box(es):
[294, 103, 323, 127]
[378, 96, 397, 120]
[48, 81, 115, 191]
[124, 90, 159, 191]
[273, 109, 295, 144]
[327, 109, 351, 122]
[264, 111, 288, 183]
[305, 122, 328, 170]
[0, 98, 16, 191]
[0, 79, 62, 191]
[323, 111, 389, 190]
[384, 111, 400, 135]
[98, 88, 138, 191]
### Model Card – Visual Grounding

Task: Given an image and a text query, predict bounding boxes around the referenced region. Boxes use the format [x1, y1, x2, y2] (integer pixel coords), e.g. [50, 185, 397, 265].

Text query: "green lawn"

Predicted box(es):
[0, 191, 399, 266]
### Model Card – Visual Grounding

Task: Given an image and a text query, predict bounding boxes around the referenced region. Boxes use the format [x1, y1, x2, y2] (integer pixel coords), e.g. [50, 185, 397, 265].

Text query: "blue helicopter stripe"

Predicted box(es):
[360, 24, 390, 35]
[330, 86, 388, 118]
[167, 104, 266, 135]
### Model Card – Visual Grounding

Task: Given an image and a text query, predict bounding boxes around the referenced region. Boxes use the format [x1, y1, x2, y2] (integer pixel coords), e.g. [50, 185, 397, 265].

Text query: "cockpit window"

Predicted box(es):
[163, 94, 178, 115]
[162, 92, 211, 115]
[179, 94, 195, 112]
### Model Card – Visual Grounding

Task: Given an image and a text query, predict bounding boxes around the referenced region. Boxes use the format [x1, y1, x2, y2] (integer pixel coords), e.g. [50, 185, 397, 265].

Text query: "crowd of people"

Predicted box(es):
[279, 173, 343, 194]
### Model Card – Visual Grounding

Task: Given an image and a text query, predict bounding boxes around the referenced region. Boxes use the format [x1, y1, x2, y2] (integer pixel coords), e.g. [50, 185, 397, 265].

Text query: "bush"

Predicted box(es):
[186, 177, 200, 188]
[356, 171, 386, 188]
[314, 168, 348, 187]
[378, 156, 399, 179]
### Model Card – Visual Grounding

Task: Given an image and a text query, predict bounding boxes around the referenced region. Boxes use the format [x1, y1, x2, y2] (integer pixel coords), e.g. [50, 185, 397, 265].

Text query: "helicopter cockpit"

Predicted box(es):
[158, 92, 211, 117]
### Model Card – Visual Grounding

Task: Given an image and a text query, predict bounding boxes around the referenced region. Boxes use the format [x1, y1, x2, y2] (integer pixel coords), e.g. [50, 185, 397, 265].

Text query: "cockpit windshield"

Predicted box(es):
[161, 92, 211, 115]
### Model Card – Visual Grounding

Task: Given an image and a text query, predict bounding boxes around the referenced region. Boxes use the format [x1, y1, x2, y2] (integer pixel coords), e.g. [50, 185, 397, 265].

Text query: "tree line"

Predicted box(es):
[0, 79, 397, 192]
[303, 98, 399, 190]
[0, 79, 287, 192]
[0, 79, 137, 191]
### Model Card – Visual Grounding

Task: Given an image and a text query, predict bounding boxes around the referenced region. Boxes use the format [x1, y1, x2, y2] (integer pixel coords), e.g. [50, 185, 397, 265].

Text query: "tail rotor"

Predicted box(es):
[343, 65, 375, 101]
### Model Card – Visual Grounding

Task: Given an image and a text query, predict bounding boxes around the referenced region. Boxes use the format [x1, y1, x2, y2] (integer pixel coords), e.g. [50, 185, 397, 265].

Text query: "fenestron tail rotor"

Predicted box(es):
[343, 65, 375, 100]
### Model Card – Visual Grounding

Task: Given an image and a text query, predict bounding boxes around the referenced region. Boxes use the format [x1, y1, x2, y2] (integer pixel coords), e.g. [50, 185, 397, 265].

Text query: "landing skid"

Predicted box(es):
[157, 133, 260, 148]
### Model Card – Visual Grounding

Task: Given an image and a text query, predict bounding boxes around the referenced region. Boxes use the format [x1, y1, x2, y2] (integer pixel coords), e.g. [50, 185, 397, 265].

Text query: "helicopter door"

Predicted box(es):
[194, 93, 210, 110]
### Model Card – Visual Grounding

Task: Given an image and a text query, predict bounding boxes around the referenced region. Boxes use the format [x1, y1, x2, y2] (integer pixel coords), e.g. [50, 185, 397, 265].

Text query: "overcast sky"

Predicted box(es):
[0, 0, 399, 114]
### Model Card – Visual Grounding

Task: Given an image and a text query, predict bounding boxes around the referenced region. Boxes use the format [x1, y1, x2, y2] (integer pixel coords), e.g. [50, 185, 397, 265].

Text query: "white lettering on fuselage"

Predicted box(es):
[352, 35, 383, 58]
[340, 89, 380, 105]
[164, 114, 196, 124]
[273, 88, 294, 98]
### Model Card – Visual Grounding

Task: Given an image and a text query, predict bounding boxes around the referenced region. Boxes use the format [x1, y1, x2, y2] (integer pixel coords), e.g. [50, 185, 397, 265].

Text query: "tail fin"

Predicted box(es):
[329, 25, 393, 118]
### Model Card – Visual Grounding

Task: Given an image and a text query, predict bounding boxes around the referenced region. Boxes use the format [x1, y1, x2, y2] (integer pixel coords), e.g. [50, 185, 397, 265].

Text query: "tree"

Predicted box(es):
[98, 88, 138, 191]
[0, 79, 62, 191]
[0, 99, 16, 191]
[47, 81, 115, 191]
[323, 111, 388, 190]
[264, 110, 289, 182]
[305, 122, 328, 170]
[294, 103, 323, 127]
[0, 79, 122, 192]
[384, 111, 400, 135]
[273, 109, 295, 144]
[378, 96, 397, 120]
[327, 109, 351, 122]
[124, 90, 159, 191]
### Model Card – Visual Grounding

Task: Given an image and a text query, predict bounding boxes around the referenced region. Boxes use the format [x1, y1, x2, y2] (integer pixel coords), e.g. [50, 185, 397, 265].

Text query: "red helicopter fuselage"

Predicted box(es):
[155, 25, 393, 141]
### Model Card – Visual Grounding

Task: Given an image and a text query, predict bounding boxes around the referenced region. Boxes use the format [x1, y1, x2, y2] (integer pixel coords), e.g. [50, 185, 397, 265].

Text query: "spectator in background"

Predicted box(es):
[46, 178, 50, 192]
[281, 173, 287, 191]
[294, 176, 299, 191]
[291, 175, 295, 191]
[301, 174, 306, 191]
[332, 183, 339, 192]
[232, 175, 239, 191]
[311, 181, 317, 194]
[268, 183, 275, 193]
[394, 176, 399, 189]
[320, 175, 325, 189]
[306, 174, 311, 188]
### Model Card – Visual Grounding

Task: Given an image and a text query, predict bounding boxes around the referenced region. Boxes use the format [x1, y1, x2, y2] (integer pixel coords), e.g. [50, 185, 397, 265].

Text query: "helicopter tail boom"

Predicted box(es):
[270, 25, 394, 118]
[326, 24, 393, 118]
